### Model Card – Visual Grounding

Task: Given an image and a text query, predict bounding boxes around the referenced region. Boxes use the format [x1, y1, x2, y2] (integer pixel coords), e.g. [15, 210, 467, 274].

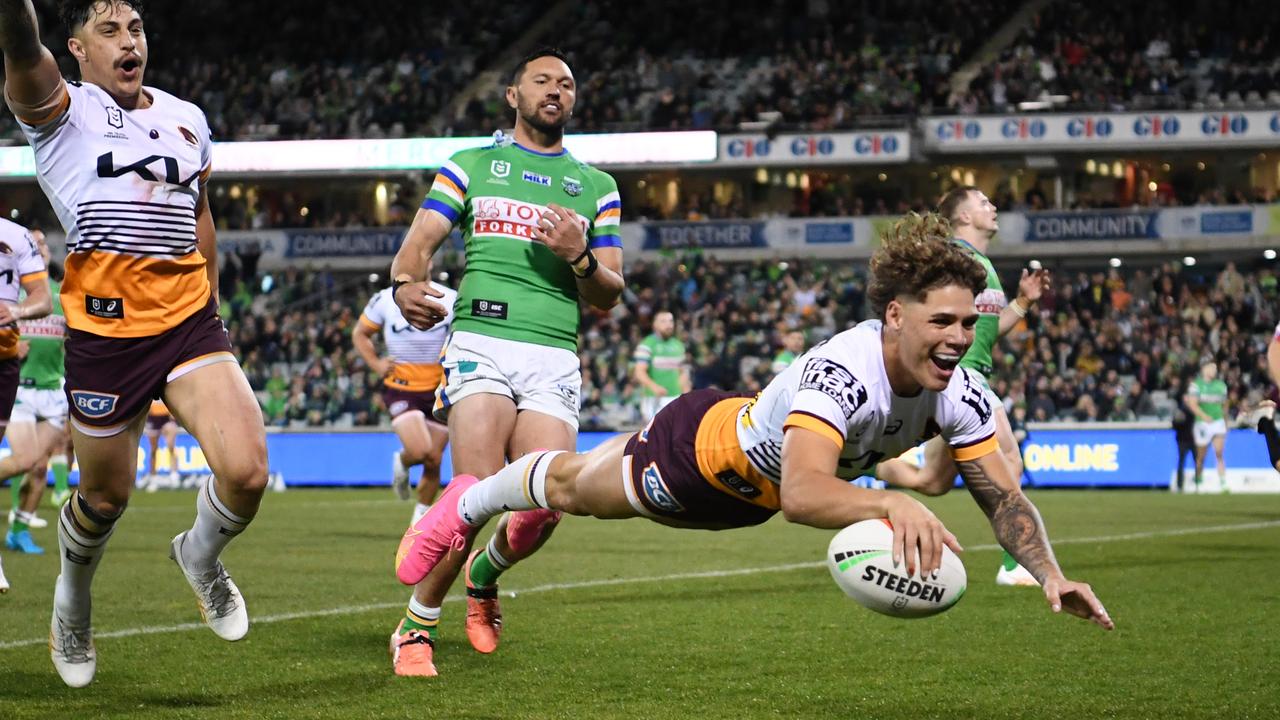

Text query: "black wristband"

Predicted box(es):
[391, 279, 409, 302]
[571, 246, 592, 265]
[572, 248, 599, 278]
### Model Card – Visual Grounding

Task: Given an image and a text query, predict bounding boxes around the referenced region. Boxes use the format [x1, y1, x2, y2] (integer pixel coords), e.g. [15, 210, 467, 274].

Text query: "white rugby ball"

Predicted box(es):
[826, 519, 966, 618]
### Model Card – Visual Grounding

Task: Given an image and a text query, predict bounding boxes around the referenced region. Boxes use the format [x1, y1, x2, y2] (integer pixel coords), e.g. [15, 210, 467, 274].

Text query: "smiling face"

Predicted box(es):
[884, 284, 978, 393]
[507, 54, 576, 138]
[67, 1, 148, 106]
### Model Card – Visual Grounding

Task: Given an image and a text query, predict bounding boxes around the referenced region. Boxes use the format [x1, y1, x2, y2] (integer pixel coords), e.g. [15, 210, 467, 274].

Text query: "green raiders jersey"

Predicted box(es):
[955, 238, 1004, 378]
[633, 333, 685, 397]
[771, 350, 797, 375]
[1189, 377, 1228, 421]
[423, 139, 622, 352]
[19, 279, 65, 389]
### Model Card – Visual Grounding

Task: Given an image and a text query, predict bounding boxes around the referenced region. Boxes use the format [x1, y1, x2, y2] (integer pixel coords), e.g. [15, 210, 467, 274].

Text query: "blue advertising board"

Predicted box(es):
[8, 428, 1270, 489]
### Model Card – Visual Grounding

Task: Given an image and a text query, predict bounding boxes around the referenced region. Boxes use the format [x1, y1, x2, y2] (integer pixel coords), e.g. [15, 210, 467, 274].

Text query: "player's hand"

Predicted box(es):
[0, 304, 17, 327]
[650, 385, 668, 397]
[16, 340, 29, 360]
[1018, 267, 1051, 303]
[531, 202, 587, 262]
[884, 493, 963, 579]
[371, 356, 396, 377]
[393, 282, 448, 331]
[1043, 575, 1114, 630]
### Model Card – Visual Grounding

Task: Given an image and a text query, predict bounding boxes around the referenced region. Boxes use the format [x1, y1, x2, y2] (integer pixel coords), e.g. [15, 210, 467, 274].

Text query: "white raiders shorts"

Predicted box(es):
[1193, 419, 1227, 447]
[433, 331, 581, 429]
[11, 386, 68, 429]
[640, 395, 678, 422]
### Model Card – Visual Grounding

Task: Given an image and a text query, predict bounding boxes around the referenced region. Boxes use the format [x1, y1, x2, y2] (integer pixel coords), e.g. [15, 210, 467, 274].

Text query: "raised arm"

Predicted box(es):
[1, 0, 64, 114]
[997, 268, 1050, 336]
[956, 451, 1114, 629]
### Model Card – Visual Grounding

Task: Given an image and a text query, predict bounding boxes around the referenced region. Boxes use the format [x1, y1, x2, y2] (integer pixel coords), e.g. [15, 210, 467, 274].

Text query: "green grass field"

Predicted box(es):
[1, 488, 1277, 720]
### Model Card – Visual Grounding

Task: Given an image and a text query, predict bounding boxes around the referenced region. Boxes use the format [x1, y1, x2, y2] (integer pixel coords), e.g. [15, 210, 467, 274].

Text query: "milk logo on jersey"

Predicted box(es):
[522, 170, 551, 187]
[562, 177, 583, 197]
[490, 160, 511, 178]
[641, 462, 684, 513]
[799, 357, 867, 419]
[106, 106, 124, 129]
[974, 288, 1007, 315]
[471, 196, 589, 242]
[70, 390, 119, 419]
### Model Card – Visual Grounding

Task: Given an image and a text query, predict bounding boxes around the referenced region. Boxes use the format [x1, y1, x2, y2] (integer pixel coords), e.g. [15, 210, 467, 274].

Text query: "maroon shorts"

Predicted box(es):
[145, 413, 176, 435]
[624, 389, 778, 529]
[384, 387, 439, 422]
[0, 357, 19, 426]
[65, 299, 235, 436]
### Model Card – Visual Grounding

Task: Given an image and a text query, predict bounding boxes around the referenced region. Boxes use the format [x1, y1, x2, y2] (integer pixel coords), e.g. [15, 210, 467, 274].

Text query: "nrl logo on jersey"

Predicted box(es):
[490, 160, 511, 178]
[106, 107, 124, 129]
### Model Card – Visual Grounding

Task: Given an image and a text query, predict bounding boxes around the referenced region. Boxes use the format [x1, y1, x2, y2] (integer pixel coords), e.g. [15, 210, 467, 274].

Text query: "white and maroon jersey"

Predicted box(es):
[6, 80, 212, 338]
[736, 320, 998, 483]
[0, 219, 48, 359]
[359, 283, 457, 392]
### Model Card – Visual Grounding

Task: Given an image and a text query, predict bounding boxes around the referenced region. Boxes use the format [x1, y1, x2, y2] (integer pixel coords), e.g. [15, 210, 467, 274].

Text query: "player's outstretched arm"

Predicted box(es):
[0, 1, 62, 110]
[957, 452, 1115, 630]
[389, 208, 451, 329]
[781, 426, 961, 578]
[996, 268, 1050, 337]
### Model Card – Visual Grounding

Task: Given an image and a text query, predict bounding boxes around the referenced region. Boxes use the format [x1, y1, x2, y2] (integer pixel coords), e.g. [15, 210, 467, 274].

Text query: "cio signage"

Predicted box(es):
[717, 131, 909, 166]
[925, 110, 1280, 151]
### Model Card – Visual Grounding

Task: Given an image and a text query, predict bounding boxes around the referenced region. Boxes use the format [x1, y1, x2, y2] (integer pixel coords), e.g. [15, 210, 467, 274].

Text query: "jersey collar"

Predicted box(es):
[513, 141, 568, 157]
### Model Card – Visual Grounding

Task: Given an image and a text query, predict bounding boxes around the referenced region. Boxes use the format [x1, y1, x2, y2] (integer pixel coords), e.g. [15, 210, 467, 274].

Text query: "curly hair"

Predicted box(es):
[59, 0, 144, 35]
[867, 212, 987, 319]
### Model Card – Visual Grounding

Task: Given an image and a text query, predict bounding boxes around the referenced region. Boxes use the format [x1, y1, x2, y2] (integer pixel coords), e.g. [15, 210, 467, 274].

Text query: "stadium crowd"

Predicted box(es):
[959, 1, 1280, 113]
[7, 0, 1274, 146]
[218, 252, 1280, 432]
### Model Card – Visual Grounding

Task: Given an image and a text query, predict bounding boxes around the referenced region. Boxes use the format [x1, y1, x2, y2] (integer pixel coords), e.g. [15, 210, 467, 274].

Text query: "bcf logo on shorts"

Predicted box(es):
[641, 463, 684, 513]
[70, 390, 119, 419]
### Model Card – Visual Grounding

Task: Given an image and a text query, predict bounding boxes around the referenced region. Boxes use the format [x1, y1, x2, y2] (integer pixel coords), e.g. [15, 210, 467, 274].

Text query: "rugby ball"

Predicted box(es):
[826, 519, 966, 618]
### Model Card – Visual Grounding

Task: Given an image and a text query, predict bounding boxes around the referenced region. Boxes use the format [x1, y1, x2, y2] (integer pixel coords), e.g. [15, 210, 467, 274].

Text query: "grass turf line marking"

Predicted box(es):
[1, 518, 1277, 650]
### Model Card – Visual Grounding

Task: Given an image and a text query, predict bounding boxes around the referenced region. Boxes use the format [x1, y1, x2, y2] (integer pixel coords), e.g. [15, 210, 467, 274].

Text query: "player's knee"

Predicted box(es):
[221, 448, 269, 495]
[542, 479, 578, 514]
[402, 448, 430, 467]
[915, 476, 954, 497]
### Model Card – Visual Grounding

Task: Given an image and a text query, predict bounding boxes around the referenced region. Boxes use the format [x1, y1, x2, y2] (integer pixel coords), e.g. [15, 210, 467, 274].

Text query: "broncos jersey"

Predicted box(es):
[6, 80, 213, 338]
[359, 283, 457, 392]
[736, 320, 998, 483]
[0, 219, 48, 359]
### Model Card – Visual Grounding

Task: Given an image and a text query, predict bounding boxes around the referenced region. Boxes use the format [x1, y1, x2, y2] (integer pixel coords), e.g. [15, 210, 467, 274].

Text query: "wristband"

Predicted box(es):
[1009, 297, 1028, 317]
[571, 248, 599, 278]
[391, 278, 411, 303]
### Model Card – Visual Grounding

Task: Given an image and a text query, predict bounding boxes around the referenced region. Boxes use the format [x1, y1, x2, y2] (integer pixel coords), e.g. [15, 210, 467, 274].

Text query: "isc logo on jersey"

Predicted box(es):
[471, 196, 589, 242]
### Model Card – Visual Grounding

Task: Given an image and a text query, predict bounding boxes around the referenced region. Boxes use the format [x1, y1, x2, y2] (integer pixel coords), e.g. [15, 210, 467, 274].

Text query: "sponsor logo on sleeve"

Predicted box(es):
[798, 357, 867, 419]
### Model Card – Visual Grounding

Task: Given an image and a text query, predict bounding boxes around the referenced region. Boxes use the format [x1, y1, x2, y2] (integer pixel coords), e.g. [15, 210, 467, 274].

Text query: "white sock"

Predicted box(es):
[457, 451, 562, 527]
[55, 493, 120, 625]
[485, 534, 511, 571]
[181, 478, 251, 576]
[405, 595, 440, 635]
[411, 503, 430, 524]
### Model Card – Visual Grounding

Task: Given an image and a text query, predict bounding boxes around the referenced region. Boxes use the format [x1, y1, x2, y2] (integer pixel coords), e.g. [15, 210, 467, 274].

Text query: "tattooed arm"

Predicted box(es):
[957, 451, 1115, 630]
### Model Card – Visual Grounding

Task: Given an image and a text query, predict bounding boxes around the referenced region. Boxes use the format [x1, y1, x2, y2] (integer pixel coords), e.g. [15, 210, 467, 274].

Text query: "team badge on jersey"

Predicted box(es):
[178, 126, 199, 146]
[490, 160, 511, 178]
[562, 177, 583, 197]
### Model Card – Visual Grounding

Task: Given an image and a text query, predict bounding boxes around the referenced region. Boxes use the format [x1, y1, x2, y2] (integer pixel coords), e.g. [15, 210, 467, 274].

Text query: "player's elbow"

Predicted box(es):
[779, 481, 819, 525]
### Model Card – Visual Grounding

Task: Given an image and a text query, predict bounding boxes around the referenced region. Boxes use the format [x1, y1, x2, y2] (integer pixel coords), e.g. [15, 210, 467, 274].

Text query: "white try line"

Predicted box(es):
[1, 518, 1277, 651]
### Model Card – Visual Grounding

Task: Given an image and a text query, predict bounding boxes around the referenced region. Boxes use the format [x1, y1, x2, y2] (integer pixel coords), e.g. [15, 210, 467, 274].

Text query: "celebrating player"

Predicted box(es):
[4, 228, 62, 554]
[1184, 360, 1229, 493]
[632, 310, 689, 421]
[398, 214, 1113, 637]
[1, 0, 269, 686]
[387, 47, 625, 676]
[352, 278, 457, 522]
[875, 186, 1049, 587]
